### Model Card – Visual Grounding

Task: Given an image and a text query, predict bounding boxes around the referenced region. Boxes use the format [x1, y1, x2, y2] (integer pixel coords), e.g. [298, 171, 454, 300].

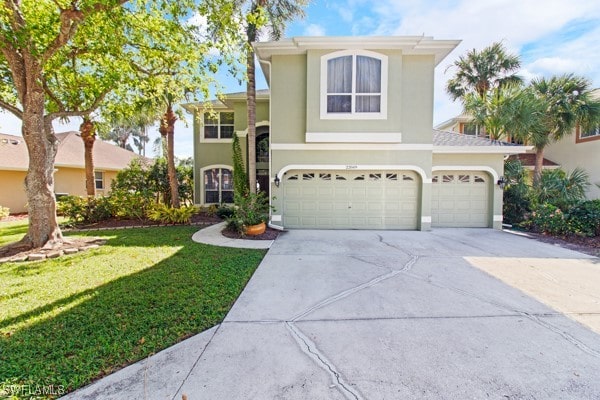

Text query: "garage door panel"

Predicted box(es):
[432, 171, 490, 228]
[283, 169, 419, 229]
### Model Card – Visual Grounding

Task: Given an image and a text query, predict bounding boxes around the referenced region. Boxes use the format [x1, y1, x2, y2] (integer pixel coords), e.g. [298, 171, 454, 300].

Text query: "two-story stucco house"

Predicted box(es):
[185, 36, 531, 230]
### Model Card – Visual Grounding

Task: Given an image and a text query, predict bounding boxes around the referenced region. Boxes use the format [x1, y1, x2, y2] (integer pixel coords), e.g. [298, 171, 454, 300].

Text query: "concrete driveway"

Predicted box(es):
[67, 229, 600, 400]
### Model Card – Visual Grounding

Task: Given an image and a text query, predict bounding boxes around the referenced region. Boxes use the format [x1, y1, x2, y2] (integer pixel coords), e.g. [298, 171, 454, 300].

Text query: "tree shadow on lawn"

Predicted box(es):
[0, 227, 266, 398]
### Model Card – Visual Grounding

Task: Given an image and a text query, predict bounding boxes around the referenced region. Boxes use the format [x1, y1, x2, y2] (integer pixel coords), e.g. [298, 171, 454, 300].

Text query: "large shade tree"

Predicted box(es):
[446, 41, 522, 102]
[0, 0, 233, 248]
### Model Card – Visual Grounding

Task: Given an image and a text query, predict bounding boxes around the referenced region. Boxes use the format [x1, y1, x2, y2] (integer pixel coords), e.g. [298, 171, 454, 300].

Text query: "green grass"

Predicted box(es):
[0, 221, 266, 399]
[0, 220, 29, 247]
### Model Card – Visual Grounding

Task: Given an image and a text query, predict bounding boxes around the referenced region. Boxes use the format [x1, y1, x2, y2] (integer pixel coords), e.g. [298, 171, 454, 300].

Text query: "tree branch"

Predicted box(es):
[46, 86, 112, 121]
[41, 0, 130, 66]
[0, 98, 23, 119]
[42, 77, 67, 113]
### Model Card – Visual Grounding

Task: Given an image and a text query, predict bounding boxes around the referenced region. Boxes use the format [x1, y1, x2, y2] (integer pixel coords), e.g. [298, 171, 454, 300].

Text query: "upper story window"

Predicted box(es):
[579, 125, 600, 141]
[320, 50, 388, 120]
[204, 112, 234, 139]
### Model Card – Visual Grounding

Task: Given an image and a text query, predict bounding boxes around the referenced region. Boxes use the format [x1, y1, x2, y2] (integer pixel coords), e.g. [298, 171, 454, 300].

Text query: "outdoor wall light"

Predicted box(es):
[497, 176, 506, 189]
[274, 175, 280, 187]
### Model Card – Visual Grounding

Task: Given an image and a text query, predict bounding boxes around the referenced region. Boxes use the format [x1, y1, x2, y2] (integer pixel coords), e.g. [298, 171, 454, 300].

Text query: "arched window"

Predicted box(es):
[320, 50, 388, 119]
[203, 166, 233, 204]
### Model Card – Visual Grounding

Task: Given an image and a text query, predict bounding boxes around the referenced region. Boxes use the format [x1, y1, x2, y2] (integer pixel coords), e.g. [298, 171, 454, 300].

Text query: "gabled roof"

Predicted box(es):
[0, 132, 143, 172]
[433, 129, 532, 154]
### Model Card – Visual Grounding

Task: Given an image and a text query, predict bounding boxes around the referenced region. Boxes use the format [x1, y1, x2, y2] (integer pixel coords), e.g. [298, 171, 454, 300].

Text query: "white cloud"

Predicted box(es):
[304, 23, 326, 36]
[364, 0, 600, 122]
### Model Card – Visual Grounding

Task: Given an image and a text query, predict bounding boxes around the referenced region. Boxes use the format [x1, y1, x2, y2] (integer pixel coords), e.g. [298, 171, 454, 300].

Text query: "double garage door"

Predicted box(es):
[431, 171, 490, 228]
[281, 169, 491, 229]
[283, 170, 419, 229]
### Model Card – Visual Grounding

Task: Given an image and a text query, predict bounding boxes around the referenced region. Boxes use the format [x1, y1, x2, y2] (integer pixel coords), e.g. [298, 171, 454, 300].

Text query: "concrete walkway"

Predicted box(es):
[191, 222, 273, 249]
[63, 229, 600, 400]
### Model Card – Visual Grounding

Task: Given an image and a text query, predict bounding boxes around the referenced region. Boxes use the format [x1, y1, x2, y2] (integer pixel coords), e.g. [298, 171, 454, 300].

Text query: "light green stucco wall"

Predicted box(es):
[233, 101, 269, 131]
[270, 54, 307, 144]
[192, 106, 249, 204]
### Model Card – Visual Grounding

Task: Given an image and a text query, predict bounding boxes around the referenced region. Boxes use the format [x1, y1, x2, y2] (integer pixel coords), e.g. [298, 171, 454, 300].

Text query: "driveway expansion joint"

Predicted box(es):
[285, 322, 363, 400]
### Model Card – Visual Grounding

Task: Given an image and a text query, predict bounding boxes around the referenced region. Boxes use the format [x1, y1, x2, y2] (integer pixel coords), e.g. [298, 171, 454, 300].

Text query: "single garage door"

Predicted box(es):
[283, 170, 419, 229]
[431, 171, 490, 227]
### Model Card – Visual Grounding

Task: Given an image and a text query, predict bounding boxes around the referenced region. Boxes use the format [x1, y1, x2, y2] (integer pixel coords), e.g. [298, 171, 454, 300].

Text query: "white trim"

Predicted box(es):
[434, 146, 532, 154]
[432, 166, 500, 182]
[271, 214, 282, 222]
[272, 143, 432, 151]
[199, 164, 234, 205]
[421, 216, 432, 223]
[306, 132, 401, 143]
[320, 50, 388, 120]
[276, 164, 428, 182]
[493, 215, 503, 222]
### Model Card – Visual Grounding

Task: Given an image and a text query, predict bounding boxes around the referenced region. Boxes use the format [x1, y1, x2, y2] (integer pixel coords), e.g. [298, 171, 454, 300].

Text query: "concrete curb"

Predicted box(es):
[191, 222, 273, 249]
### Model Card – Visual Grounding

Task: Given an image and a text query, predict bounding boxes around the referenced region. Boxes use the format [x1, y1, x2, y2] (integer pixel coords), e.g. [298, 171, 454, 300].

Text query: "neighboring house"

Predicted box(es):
[438, 89, 600, 199]
[185, 36, 531, 230]
[0, 131, 142, 213]
[545, 89, 600, 199]
[435, 112, 488, 138]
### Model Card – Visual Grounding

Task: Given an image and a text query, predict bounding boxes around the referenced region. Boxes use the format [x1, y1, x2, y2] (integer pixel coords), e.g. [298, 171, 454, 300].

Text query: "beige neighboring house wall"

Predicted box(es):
[545, 131, 600, 199]
[0, 132, 143, 214]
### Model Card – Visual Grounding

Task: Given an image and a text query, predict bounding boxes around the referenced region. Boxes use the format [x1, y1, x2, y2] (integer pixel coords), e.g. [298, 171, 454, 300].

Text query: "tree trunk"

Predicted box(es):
[246, 46, 257, 194]
[80, 118, 96, 197]
[21, 80, 63, 248]
[533, 147, 545, 187]
[159, 105, 180, 208]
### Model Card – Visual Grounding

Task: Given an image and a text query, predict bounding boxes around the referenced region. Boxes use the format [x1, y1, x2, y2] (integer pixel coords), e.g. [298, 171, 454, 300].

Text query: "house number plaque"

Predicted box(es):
[345, 165, 358, 169]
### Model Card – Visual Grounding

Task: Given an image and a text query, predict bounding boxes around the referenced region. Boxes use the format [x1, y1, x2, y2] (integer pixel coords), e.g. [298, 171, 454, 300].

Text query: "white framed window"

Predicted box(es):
[94, 171, 104, 190]
[202, 166, 234, 204]
[203, 112, 234, 140]
[320, 50, 388, 120]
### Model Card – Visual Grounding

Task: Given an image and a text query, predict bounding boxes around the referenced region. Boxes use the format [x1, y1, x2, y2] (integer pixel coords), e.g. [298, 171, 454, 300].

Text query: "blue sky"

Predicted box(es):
[2, 0, 599, 158]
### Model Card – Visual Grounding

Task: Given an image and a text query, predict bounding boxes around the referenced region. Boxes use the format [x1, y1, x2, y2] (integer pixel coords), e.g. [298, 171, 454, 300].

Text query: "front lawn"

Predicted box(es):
[0, 221, 266, 399]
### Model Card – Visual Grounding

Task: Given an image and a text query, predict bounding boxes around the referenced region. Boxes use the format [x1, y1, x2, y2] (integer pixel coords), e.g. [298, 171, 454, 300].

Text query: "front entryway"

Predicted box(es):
[281, 170, 419, 229]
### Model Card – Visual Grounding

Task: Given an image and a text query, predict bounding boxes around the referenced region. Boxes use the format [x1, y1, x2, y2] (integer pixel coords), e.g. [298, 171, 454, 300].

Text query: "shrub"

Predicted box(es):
[216, 204, 235, 219]
[502, 159, 532, 224]
[147, 204, 197, 224]
[0, 206, 9, 219]
[110, 190, 154, 221]
[535, 168, 590, 210]
[227, 191, 270, 233]
[528, 203, 568, 235]
[57, 196, 115, 223]
[566, 200, 600, 237]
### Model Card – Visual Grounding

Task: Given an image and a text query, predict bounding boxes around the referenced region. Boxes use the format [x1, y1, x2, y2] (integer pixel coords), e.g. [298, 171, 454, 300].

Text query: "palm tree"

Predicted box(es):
[446, 42, 522, 102]
[241, 0, 308, 193]
[158, 95, 180, 208]
[80, 117, 97, 197]
[529, 74, 600, 185]
[465, 84, 546, 141]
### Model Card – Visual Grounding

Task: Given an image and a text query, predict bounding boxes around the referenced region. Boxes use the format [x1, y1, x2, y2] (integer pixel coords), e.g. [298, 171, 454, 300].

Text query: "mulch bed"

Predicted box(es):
[221, 226, 280, 241]
[64, 212, 223, 230]
[520, 231, 600, 258]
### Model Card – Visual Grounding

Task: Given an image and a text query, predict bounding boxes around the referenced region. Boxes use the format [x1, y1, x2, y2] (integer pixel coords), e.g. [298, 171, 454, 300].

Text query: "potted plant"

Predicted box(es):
[228, 191, 271, 236]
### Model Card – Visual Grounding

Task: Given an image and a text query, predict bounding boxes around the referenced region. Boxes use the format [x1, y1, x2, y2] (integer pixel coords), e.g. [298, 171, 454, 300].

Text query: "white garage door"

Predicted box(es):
[283, 170, 419, 229]
[431, 171, 490, 228]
